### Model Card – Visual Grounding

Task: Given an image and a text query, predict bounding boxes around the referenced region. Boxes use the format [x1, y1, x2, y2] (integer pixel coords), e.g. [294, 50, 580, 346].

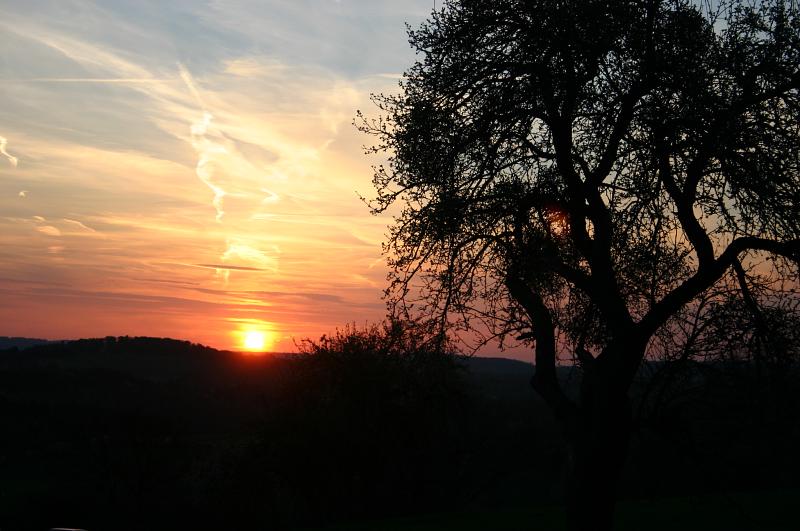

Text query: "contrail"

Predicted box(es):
[179, 65, 226, 222]
[63, 218, 97, 233]
[178, 63, 205, 108]
[190, 111, 227, 222]
[0, 135, 18, 167]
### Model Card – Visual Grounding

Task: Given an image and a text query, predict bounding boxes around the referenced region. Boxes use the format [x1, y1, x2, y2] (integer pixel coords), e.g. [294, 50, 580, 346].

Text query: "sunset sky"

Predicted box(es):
[0, 0, 439, 352]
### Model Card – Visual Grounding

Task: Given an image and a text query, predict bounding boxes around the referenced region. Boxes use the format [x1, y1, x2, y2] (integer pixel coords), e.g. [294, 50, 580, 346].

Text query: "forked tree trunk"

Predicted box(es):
[563, 357, 635, 531]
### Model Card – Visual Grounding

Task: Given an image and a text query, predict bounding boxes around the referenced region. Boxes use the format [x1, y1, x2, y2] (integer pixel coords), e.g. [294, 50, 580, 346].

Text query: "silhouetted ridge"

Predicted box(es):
[0, 336, 56, 350]
[29, 335, 220, 355]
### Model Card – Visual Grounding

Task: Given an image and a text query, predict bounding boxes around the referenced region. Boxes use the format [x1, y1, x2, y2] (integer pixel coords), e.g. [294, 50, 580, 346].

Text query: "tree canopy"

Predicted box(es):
[361, 0, 798, 394]
[360, 1, 799, 527]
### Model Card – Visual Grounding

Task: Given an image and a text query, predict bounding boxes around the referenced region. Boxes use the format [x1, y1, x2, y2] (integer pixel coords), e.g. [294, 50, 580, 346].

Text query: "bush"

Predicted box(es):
[225, 320, 472, 527]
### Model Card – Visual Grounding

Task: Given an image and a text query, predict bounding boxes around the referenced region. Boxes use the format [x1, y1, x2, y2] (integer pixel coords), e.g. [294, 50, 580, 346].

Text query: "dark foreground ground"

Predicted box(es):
[316, 489, 799, 531]
[1, 336, 798, 530]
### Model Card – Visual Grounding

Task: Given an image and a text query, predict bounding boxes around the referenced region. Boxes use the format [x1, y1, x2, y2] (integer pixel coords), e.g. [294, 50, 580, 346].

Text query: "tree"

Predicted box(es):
[358, 1, 800, 529]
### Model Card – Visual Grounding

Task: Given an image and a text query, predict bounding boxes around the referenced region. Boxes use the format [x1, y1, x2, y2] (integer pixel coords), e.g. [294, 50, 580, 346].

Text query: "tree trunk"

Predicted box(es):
[563, 361, 634, 531]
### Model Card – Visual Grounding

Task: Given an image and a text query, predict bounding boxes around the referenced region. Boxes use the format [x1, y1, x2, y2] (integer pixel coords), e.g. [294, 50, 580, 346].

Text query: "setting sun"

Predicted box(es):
[243, 330, 267, 352]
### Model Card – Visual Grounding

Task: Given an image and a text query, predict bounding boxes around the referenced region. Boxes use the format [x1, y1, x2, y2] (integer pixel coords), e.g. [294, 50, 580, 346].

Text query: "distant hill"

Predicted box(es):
[462, 355, 532, 375]
[0, 335, 244, 383]
[0, 336, 636, 392]
[0, 336, 57, 350]
[462, 355, 581, 403]
[0, 335, 539, 380]
[0, 335, 561, 407]
[0, 335, 226, 360]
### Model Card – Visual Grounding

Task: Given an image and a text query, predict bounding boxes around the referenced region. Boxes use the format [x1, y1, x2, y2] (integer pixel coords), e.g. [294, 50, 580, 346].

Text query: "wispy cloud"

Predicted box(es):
[36, 225, 62, 236]
[221, 240, 279, 272]
[62, 218, 97, 233]
[0, 135, 18, 166]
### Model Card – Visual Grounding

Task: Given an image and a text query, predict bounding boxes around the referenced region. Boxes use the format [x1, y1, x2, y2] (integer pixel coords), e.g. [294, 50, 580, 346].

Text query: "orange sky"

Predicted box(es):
[0, 1, 443, 353]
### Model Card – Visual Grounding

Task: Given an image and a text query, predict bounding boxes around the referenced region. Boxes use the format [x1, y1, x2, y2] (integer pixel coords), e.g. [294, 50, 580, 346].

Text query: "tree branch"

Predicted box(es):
[505, 274, 575, 418]
[656, 143, 715, 267]
[588, 84, 646, 188]
[639, 237, 800, 337]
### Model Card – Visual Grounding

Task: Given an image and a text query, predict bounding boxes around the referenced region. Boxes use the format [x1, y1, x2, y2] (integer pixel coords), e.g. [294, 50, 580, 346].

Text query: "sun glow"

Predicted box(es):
[231, 320, 279, 353]
[243, 330, 267, 352]
[545, 204, 570, 237]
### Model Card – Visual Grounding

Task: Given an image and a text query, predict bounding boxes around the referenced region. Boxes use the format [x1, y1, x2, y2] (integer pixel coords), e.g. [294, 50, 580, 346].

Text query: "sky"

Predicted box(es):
[0, 0, 441, 352]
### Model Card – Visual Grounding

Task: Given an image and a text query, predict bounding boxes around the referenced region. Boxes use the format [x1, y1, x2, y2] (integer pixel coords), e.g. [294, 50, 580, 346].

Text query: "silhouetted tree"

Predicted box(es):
[359, 1, 799, 529]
